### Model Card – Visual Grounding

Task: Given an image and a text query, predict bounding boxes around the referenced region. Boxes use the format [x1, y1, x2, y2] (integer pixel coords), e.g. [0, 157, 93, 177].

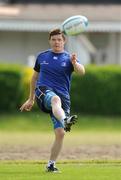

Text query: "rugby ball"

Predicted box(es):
[61, 15, 88, 36]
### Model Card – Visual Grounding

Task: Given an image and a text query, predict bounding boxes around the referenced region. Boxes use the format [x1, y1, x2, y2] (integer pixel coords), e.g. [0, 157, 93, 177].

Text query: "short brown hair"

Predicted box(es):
[49, 28, 65, 40]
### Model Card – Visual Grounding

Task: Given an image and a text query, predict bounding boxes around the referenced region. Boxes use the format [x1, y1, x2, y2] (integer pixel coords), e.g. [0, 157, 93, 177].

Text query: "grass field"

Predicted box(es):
[0, 161, 121, 180]
[0, 112, 121, 179]
[0, 112, 121, 132]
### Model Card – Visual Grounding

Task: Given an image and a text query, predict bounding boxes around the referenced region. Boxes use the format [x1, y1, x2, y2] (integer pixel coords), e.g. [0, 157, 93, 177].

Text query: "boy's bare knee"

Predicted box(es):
[51, 96, 61, 105]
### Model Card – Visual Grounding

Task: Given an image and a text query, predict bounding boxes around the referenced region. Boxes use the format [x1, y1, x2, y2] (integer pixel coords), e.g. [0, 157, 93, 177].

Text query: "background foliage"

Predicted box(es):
[1, 64, 121, 115]
[71, 65, 121, 115]
[0, 64, 23, 111]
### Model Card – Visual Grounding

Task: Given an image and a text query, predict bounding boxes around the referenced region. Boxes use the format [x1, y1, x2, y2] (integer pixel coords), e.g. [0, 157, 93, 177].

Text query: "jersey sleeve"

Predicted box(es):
[33, 56, 40, 72]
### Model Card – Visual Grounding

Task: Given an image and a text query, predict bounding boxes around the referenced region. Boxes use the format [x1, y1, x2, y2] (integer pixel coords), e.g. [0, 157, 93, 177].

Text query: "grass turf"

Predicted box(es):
[0, 113, 121, 179]
[0, 112, 121, 146]
[0, 161, 121, 180]
[0, 112, 121, 132]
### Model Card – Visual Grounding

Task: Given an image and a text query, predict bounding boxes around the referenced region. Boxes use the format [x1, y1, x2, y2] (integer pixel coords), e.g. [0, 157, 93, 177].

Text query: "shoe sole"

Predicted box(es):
[46, 169, 61, 173]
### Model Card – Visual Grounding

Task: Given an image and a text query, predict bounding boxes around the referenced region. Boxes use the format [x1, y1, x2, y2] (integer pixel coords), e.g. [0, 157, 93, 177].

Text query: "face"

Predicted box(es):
[49, 34, 65, 53]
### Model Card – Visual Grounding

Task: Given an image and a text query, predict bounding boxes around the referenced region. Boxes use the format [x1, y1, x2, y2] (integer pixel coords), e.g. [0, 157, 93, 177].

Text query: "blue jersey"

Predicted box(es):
[34, 49, 74, 99]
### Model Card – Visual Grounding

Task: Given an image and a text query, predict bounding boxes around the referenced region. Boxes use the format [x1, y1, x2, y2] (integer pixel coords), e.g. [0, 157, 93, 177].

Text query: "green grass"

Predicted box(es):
[0, 112, 121, 132]
[0, 161, 121, 180]
[0, 113, 121, 179]
[0, 112, 120, 148]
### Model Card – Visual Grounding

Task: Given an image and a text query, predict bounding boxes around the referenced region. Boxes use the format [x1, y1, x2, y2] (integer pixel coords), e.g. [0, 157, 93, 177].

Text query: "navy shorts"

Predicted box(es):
[36, 89, 70, 129]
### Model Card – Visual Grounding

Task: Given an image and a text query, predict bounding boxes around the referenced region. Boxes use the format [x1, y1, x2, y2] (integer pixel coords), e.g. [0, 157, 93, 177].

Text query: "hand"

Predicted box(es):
[20, 99, 34, 112]
[71, 53, 77, 65]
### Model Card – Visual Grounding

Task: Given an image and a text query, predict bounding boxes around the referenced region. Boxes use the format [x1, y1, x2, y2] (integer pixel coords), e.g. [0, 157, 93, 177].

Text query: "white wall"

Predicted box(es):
[0, 31, 121, 65]
[0, 31, 49, 65]
[66, 36, 90, 65]
[107, 33, 118, 64]
[117, 33, 121, 64]
[88, 32, 121, 65]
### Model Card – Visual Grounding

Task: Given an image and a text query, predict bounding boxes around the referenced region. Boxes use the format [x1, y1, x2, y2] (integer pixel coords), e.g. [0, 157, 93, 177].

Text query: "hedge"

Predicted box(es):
[1, 64, 121, 115]
[0, 64, 23, 111]
[71, 65, 121, 115]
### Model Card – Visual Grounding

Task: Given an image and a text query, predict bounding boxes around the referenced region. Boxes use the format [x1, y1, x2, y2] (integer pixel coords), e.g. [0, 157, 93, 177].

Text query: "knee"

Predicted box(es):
[55, 128, 65, 140]
[51, 96, 61, 106]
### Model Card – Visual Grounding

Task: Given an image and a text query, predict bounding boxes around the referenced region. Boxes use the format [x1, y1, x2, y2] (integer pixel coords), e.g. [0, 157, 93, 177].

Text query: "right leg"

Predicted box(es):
[51, 95, 66, 123]
[49, 94, 77, 132]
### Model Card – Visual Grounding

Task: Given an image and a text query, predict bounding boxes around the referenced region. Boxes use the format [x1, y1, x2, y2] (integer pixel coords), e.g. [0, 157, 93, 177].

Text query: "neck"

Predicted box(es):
[52, 49, 64, 54]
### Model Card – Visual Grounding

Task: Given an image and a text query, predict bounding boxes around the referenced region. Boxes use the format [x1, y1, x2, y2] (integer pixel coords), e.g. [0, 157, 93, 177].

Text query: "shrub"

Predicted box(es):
[0, 64, 23, 112]
[71, 65, 121, 115]
[21, 66, 33, 102]
[1, 64, 121, 115]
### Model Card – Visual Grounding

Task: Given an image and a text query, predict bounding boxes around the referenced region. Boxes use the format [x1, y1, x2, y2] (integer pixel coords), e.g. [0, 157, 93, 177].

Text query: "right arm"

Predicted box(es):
[20, 70, 39, 112]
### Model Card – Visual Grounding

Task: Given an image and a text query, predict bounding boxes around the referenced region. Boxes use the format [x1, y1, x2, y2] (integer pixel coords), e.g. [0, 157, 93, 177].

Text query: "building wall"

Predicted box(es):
[107, 33, 118, 64]
[88, 32, 121, 65]
[6, 0, 121, 4]
[103, 33, 121, 64]
[0, 31, 121, 66]
[66, 36, 91, 65]
[116, 33, 121, 64]
[0, 31, 49, 65]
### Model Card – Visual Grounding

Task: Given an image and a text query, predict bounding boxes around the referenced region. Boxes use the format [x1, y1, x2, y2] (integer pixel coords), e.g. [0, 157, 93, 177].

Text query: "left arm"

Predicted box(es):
[71, 53, 85, 76]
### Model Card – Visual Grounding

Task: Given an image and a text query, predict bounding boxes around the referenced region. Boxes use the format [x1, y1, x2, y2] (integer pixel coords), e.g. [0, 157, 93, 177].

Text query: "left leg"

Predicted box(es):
[49, 127, 65, 162]
[46, 127, 65, 172]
